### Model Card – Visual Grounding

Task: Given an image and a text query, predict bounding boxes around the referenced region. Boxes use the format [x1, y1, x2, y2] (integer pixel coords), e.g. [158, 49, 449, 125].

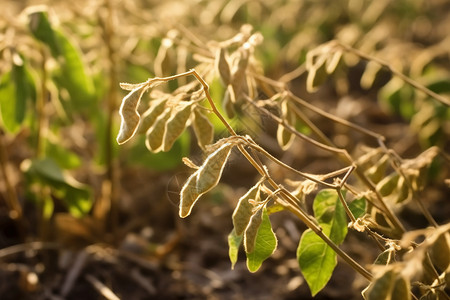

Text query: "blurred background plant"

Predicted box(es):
[0, 0, 448, 299]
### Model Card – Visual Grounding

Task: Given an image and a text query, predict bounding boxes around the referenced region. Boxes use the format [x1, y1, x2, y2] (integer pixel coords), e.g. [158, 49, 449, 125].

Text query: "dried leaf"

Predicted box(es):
[325, 50, 342, 74]
[182, 157, 199, 169]
[244, 207, 263, 253]
[228, 229, 243, 270]
[179, 143, 233, 217]
[145, 107, 171, 152]
[223, 87, 235, 118]
[137, 98, 167, 134]
[429, 231, 450, 272]
[376, 172, 399, 197]
[119, 82, 146, 91]
[192, 108, 214, 150]
[196, 143, 233, 193]
[365, 154, 389, 184]
[179, 174, 199, 218]
[233, 183, 260, 236]
[117, 85, 147, 144]
[215, 47, 231, 86]
[360, 60, 382, 90]
[276, 100, 295, 150]
[396, 176, 410, 203]
[230, 49, 249, 102]
[162, 102, 192, 151]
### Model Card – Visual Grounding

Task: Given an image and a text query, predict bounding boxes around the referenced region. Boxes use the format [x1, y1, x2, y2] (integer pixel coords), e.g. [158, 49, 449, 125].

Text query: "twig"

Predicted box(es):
[0, 131, 23, 222]
[0, 241, 59, 259]
[336, 41, 450, 107]
[85, 274, 121, 300]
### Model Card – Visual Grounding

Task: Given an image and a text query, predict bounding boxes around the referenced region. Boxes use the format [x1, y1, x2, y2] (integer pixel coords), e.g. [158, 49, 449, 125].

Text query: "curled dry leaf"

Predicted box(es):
[119, 82, 146, 91]
[230, 48, 249, 102]
[360, 60, 382, 90]
[117, 85, 147, 145]
[325, 49, 342, 74]
[244, 207, 263, 253]
[233, 183, 260, 236]
[215, 47, 231, 86]
[179, 143, 233, 218]
[196, 143, 233, 192]
[145, 107, 171, 152]
[223, 86, 235, 118]
[162, 102, 192, 152]
[137, 98, 167, 134]
[276, 100, 295, 150]
[192, 108, 214, 150]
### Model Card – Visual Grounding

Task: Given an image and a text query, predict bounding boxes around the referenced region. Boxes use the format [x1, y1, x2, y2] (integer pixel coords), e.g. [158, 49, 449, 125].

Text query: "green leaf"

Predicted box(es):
[228, 229, 243, 270]
[46, 140, 82, 169]
[232, 183, 260, 236]
[28, 9, 59, 56]
[0, 59, 36, 133]
[297, 227, 337, 296]
[12, 57, 35, 124]
[0, 72, 20, 133]
[312, 189, 347, 244]
[23, 158, 92, 217]
[297, 189, 348, 295]
[52, 29, 95, 106]
[28, 8, 95, 108]
[349, 197, 366, 219]
[246, 209, 277, 272]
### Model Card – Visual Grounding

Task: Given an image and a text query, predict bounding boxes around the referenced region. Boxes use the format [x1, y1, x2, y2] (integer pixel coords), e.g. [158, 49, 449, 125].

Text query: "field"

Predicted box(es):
[0, 0, 449, 299]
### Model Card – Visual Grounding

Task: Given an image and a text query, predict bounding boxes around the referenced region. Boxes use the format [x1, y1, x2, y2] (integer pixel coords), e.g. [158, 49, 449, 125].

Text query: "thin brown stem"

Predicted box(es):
[337, 42, 450, 107]
[102, 0, 119, 238]
[244, 92, 405, 236]
[142, 69, 374, 282]
[0, 131, 22, 221]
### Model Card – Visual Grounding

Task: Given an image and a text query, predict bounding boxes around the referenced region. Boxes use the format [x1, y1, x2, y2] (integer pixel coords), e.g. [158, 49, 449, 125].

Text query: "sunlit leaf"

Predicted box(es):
[297, 227, 336, 296]
[233, 183, 260, 236]
[297, 189, 348, 295]
[192, 108, 214, 149]
[0, 57, 36, 133]
[215, 47, 231, 86]
[162, 102, 192, 151]
[117, 85, 148, 144]
[145, 107, 171, 152]
[276, 100, 295, 150]
[195, 143, 233, 193]
[28, 8, 59, 56]
[12, 56, 35, 124]
[244, 208, 263, 253]
[246, 209, 277, 272]
[0, 72, 20, 133]
[137, 98, 167, 134]
[179, 143, 233, 217]
[228, 229, 243, 270]
[28, 8, 95, 108]
[348, 197, 366, 219]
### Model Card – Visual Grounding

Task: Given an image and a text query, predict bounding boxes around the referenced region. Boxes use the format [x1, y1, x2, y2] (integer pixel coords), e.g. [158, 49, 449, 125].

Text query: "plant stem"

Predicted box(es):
[0, 131, 23, 221]
[102, 0, 119, 237]
[147, 69, 374, 281]
[244, 92, 406, 237]
[336, 41, 450, 107]
[191, 70, 374, 282]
